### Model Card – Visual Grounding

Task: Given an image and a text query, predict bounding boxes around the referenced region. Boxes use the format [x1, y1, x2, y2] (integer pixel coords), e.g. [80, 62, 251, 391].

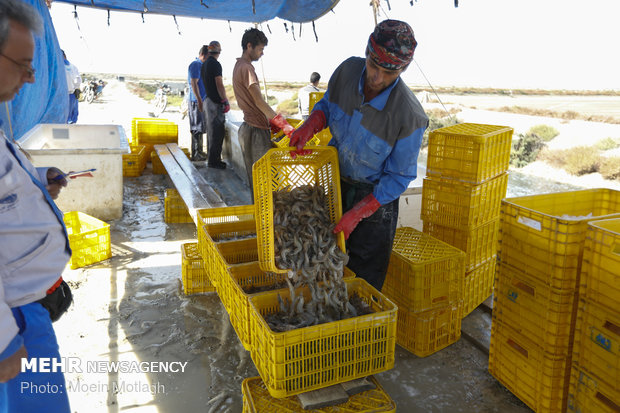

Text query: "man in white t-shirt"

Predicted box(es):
[297, 72, 321, 120]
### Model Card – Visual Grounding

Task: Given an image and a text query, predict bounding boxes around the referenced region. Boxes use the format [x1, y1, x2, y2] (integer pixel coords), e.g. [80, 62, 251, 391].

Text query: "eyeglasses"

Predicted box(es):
[0, 52, 35, 78]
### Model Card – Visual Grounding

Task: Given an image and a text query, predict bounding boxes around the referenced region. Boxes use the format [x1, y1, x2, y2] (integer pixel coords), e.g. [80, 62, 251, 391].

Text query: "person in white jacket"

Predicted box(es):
[0, 1, 73, 412]
[62, 49, 81, 124]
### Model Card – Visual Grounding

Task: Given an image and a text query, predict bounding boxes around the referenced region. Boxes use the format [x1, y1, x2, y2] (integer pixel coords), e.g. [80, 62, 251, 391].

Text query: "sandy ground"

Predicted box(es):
[49, 80, 619, 412]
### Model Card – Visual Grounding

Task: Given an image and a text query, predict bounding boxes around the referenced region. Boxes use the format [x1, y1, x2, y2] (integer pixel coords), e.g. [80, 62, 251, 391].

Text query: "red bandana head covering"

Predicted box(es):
[366, 19, 416, 71]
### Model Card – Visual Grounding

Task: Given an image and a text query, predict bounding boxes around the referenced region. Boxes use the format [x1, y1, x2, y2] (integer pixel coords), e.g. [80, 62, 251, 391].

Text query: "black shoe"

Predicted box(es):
[208, 161, 226, 169]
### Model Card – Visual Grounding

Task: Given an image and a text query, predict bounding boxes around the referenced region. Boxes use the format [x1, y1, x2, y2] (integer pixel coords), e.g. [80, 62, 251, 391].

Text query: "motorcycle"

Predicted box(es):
[82, 79, 106, 104]
[153, 82, 171, 117]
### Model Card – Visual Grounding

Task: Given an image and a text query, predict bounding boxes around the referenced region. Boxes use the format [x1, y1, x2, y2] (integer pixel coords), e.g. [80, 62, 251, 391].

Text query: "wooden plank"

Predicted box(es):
[155, 144, 211, 225]
[297, 383, 349, 410]
[341, 377, 376, 396]
[166, 144, 226, 208]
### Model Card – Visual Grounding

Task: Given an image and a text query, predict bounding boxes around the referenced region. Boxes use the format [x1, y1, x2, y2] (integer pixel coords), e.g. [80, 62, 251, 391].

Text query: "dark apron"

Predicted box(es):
[340, 177, 399, 291]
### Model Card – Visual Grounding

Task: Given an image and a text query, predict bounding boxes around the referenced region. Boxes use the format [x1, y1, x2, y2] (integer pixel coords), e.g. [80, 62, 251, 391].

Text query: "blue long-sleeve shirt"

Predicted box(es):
[313, 57, 428, 205]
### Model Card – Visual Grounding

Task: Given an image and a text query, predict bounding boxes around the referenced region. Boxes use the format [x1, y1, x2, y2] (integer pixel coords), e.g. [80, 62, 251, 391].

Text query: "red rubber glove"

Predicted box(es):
[333, 194, 381, 240]
[221, 99, 230, 113]
[269, 113, 294, 137]
[290, 110, 326, 151]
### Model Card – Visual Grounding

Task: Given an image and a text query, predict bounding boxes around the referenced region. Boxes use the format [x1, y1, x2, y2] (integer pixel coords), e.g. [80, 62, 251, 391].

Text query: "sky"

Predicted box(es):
[49, 0, 620, 90]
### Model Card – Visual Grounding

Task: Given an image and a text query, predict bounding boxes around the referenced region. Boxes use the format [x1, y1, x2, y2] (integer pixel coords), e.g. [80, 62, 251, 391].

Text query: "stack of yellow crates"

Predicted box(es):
[422, 123, 513, 316]
[382, 227, 465, 357]
[131, 117, 178, 159]
[568, 218, 620, 412]
[490, 189, 620, 413]
[180, 242, 216, 295]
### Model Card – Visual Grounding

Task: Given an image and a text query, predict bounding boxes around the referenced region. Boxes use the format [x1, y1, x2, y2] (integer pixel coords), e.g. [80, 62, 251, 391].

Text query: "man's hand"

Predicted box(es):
[269, 114, 294, 137]
[333, 194, 381, 240]
[221, 99, 230, 113]
[289, 110, 326, 154]
[46, 167, 67, 200]
[0, 346, 27, 383]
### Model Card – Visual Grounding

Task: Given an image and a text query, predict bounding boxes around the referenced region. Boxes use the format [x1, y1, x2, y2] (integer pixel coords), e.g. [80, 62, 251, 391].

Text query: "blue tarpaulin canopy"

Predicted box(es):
[54, 0, 341, 23]
[1, 0, 340, 141]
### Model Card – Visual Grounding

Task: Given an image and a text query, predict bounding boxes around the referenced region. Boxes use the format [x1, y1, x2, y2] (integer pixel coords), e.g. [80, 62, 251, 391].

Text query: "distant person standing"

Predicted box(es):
[200, 40, 229, 169]
[62, 49, 81, 124]
[187, 45, 208, 161]
[298, 72, 321, 120]
[232, 28, 294, 188]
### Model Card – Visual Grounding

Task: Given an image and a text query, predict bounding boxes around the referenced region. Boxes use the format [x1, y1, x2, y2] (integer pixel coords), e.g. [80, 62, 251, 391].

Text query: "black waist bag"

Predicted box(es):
[37, 280, 73, 322]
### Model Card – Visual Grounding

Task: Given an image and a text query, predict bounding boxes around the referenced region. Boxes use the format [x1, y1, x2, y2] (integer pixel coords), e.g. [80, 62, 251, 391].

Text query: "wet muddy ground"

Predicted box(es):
[54, 165, 532, 412]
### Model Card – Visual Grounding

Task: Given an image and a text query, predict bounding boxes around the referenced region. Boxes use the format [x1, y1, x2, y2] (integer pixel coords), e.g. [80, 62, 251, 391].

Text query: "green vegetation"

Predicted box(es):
[539, 147, 620, 180]
[599, 157, 620, 180]
[490, 106, 619, 125]
[595, 137, 620, 151]
[277, 91, 299, 116]
[528, 124, 559, 142]
[510, 133, 546, 168]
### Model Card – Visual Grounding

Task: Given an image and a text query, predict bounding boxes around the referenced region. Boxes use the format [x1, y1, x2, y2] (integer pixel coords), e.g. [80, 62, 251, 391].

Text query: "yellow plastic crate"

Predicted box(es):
[421, 173, 508, 230]
[131, 117, 169, 141]
[396, 301, 462, 357]
[463, 257, 496, 316]
[224, 262, 356, 351]
[493, 263, 578, 355]
[382, 227, 465, 312]
[309, 91, 333, 145]
[567, 365, 620, 413]
[164, 188, 193, 224]
[499, 189, 620, 292]
[196, 205, 256, 288]
[122, 145, 146, 177]
[580, 218, 620, 309]
[242, 375, 396, 413]
[249, 278, 397, 398]
[181, 242, 215, 295]
[208, 238, 259, 304]
[489, 319, 572, 413]
[64, 211, 111, 269]
[572, 299, 620, 391]
[222, 262, 289, 350]
[252, 147, 345, 274]
[426, 123, 513, 184]
[135, 121, 178, 144]
[270, 118, 322, 149]
[423, 219, 500, 272]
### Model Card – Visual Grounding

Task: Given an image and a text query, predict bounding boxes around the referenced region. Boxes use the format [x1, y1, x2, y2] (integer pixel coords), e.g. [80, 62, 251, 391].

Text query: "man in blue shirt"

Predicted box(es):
[290, 20, 428, 290]
[187, 45, 208, 161]
[0, 1, 72, 411]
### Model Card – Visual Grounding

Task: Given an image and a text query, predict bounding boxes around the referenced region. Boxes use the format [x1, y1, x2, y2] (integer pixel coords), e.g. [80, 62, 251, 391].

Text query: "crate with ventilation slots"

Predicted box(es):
[382, 227, 465, 312]
[164, 188, 192, 223]
[241, 375, 396, 413]
[249, 278, 397, 398]
[579, 218, 620, 309]
[499, 189, 620, 291]
[196, 205, 256, 289]
[421, 173, 508, 230]
[64, 211, 111, 269]
[489, 319, 572, 413]
[122, 145, 146, 177]
[426, 123, 513, 184]
[181, 242, 215, 295]
[252, 147, 344, 274]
